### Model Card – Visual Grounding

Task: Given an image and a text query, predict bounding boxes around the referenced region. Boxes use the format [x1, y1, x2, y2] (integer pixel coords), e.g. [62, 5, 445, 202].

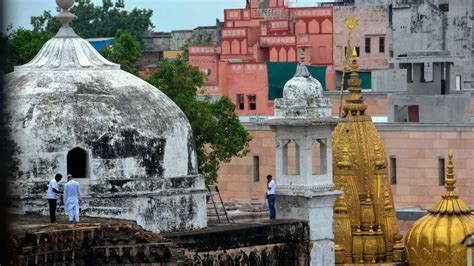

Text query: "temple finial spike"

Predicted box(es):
[445, 149, 456, 191]
[352, 47, 357, 58]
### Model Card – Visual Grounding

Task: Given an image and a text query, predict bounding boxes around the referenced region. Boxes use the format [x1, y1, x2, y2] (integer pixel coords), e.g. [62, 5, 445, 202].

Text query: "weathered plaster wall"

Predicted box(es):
[5, 68, 206, 233]
[143, 27, 219, 52]
[392, 0, 472, 89]
[388, 93, 472, 123]
[333, 6, 390, 71]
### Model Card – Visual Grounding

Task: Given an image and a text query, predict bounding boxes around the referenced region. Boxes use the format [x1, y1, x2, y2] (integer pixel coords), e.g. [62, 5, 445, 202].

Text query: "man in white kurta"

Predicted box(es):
[63, 174, 82, 223]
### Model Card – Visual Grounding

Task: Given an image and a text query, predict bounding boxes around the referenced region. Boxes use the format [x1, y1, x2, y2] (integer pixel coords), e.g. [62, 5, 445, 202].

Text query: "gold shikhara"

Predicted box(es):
[332, 50, 405, 264]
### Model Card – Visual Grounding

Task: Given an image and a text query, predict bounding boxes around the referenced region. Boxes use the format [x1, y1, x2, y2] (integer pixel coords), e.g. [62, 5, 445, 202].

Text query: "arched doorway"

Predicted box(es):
[67, 147, 88, 178]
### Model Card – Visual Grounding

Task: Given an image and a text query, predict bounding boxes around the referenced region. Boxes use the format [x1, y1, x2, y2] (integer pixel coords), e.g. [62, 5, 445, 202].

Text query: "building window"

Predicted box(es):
[67, 147, 88, 178]
[236, 94, 244, 110]
[248, 95, 256, 110]
[355, 47, 360, 57]
[253, 155, 260, 182]
[438, 156, 445, 186]
[379, 37, 385, 53]
[365, 37, 371, 54]
[389, 155, 397, 185]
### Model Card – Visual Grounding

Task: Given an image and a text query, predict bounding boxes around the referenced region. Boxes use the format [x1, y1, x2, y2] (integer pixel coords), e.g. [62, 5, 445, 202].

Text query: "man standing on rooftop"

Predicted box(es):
[63, 174, 82, 224]
[46, 174, 63, 223]
[266, 174, 276, 220]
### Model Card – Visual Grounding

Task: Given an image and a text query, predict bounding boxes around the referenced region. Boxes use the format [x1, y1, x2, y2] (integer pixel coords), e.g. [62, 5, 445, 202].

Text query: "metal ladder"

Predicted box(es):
[207, 185, 231, 223]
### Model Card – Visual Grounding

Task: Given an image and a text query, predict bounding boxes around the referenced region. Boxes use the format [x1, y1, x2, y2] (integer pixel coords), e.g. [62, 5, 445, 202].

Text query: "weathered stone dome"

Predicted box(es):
[5, 2, 206, 233]
[275, 51, 331, 118]
[405, 150, 474, 266]
[5, 28, 196, 180]
[282, 56, 322, 100]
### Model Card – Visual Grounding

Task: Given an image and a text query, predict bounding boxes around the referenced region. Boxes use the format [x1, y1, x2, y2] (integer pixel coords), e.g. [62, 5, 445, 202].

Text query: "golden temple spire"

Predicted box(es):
[430, 149, 471, 215]
[342, 48, 367, 118]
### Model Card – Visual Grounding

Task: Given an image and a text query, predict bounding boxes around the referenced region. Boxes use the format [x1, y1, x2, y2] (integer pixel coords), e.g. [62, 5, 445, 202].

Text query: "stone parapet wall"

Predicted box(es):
[9, 216, 310, 265]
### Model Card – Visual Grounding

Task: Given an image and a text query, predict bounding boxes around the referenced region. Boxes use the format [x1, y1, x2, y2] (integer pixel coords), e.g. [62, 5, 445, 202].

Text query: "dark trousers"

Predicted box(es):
[48, 199, 57, 223]
[267, 194, 276, 220]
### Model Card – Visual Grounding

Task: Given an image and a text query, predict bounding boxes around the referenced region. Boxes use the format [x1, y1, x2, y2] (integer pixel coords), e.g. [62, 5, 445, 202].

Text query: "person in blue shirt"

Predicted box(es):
[46, 174, 63, 223]
[63, 174, 82, 224]
[266, 174, 276, 220]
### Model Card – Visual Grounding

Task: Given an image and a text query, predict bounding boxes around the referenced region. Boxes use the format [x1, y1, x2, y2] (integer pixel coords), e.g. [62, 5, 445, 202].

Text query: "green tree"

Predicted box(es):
[148, 57, 252, 184]
[100, 29, 141, 75]
[31, 0, 153, 40]
[2, 28, 51, 73]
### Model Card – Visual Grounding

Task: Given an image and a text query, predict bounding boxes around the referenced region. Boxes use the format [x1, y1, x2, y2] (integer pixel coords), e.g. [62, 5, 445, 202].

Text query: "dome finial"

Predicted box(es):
[56, 0, 77, 27]
[294, 48, 311, 78]
[54, 0, 78, 37]
[445, 149, 456, 191]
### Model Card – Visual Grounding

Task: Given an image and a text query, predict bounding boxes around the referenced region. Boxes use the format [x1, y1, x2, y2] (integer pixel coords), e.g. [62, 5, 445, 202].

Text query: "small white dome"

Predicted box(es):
[283, 76, 323, 100]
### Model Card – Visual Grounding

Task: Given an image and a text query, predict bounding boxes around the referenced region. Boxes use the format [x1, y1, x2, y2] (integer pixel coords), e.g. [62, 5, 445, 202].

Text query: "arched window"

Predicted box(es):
[67, 147, 88, 178]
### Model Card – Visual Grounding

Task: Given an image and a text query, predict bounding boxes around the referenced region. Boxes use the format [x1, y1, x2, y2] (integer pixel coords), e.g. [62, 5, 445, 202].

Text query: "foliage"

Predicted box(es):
[100, 29, 141, 75]
[148, 57, 252, 184]
[2, 28, 52, 73]
[31, 0, 154, 40]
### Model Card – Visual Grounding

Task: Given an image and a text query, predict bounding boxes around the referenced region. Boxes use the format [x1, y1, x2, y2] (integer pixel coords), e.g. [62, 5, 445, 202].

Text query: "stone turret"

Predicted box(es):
[264, 50, 342, 265]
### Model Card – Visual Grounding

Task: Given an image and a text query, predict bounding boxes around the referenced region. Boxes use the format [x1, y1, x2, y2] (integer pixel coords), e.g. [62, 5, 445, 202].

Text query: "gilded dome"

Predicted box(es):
[405, 150, 474, 266]
[332, 49, 405, 264]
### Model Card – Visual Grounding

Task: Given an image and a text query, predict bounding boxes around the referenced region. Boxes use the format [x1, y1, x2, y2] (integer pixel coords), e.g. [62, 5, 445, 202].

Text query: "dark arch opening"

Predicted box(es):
[67, 147, 88, 178]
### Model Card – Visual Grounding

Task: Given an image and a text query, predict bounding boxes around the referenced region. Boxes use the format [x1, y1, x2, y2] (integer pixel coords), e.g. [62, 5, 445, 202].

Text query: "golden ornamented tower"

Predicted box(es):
[405, 150, 474, 266]
[332, 49, 406, 264]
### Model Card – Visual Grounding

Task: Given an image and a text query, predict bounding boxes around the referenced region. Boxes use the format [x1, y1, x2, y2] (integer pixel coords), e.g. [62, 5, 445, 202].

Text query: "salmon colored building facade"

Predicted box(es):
[189, 0, 338, 116]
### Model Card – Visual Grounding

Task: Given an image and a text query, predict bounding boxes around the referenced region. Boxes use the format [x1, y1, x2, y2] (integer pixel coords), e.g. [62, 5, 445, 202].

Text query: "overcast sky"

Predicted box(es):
[4, 0, 329, 32]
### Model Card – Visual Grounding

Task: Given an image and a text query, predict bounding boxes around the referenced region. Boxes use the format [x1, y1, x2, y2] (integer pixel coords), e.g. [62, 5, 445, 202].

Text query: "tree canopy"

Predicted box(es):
[148, 57, 252, 184]
[31, 0, 154, 40]
[100, 29, 141, 75]
[2, 28, 52, 73]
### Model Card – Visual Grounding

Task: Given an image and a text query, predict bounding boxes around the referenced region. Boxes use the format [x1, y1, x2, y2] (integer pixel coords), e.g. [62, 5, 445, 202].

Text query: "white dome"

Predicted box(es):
[283, 76, 323, 100]
[5, 17, 206, 233]
[5, 26, 197, 181]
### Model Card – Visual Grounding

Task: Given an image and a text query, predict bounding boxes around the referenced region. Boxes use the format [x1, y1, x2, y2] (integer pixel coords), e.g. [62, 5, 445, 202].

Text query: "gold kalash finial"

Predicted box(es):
[338, 17, 358, 117]
[430, 149, 471, 214]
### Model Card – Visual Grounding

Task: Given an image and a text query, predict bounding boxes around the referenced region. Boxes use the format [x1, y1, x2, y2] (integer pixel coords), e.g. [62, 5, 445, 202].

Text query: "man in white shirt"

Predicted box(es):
[47, 174, 63, 223]
[63, 174, 82, 224]
[266, 174, 276, 220]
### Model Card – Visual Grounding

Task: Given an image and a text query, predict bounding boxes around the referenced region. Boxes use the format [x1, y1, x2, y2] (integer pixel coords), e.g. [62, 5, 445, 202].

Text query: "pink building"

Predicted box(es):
[189, 0, 336, 116]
